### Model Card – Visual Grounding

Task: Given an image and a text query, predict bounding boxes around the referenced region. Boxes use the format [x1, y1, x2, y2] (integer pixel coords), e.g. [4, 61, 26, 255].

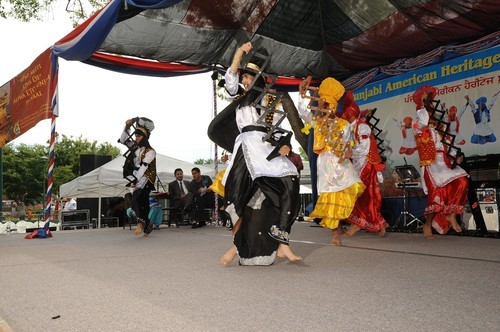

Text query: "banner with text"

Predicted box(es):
[0, 47, 58, 147]
[354, 45, 499, 172]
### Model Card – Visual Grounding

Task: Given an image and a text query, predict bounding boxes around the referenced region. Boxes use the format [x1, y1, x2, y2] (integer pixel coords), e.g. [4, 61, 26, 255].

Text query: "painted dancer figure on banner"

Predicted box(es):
[392, 116, 417, 155]
[297, 78, 365, 246]
[345, 107, 388, 237]
[465, 91, 499, 145]
[442, 102, 466, 145]
[412, 86, 469, 239]
[209, 42, 302, 265]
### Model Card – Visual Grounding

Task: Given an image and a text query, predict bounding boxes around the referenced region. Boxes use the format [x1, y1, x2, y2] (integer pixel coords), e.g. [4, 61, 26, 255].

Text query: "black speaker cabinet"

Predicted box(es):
[79, 154, 112, 175]
[61, 209, 90, 230]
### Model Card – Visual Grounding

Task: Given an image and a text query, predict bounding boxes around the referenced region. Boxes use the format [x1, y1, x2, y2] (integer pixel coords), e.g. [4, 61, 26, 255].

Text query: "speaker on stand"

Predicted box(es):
[77, 154, 113, 221]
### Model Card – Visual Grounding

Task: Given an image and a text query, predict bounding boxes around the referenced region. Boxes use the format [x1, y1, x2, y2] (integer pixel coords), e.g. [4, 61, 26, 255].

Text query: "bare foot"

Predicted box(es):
[423, 224, 434, 239]
[277, 244, 303, 261]
[220, 245, 237, 265]
[379, 226, 387, 237]
[344, 224, 361, 237]
[331, 228, 341, 246]
[448, 215, 462, 233]
[134, 223, 143, 237]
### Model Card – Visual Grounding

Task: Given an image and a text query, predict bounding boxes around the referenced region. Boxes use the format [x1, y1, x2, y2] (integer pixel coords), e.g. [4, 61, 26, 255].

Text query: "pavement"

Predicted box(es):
[0, 221, 499, 332]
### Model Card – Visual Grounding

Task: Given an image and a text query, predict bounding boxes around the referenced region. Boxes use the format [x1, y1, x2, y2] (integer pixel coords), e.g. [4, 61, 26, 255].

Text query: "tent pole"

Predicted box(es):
[98, 183, 102, 228]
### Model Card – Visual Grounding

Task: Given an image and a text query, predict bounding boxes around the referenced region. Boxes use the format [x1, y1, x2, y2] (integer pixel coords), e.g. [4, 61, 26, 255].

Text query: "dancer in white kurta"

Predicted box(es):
[412, 86, 468, 239]
[297, 78, 365, 245]
[119, 118, 157, 236]
[345, 109, 388, 236]
[214, 42, 302, 265]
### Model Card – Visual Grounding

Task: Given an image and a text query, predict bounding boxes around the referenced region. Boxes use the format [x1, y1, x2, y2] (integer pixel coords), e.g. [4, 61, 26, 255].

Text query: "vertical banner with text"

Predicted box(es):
[0, 47, 57, 147]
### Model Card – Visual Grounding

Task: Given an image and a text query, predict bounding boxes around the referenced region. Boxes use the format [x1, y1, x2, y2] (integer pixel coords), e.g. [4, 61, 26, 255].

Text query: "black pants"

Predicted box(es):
[225, 148, 300, 231]
[194, 194, 227, 223]
[254, 176, 300, 231]
[466, 180, 488, 233]
[194, 193, 213, 223]
[132, 187, 151, 232]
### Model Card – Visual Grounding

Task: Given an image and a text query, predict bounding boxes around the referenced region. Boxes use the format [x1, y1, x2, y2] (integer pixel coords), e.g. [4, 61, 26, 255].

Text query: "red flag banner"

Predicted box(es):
[0, 47, 56, 147]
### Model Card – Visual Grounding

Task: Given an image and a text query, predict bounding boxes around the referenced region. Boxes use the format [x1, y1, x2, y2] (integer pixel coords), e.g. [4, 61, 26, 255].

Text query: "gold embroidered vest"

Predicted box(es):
[414, 132, 436, 166]
[142, 148, 157, 186]
[314, 117, 348, 157]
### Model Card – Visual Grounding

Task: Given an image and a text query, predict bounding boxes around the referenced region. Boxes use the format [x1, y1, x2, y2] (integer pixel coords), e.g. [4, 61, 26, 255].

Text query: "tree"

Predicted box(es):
[2, 134, 120, 202]
[298, 146, 308, 161]
[194, 158, 213, 165]
[0, 0, 106, 26]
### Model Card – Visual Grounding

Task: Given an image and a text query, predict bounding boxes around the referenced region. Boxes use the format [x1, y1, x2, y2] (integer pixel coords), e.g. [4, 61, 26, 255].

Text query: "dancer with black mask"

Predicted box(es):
[210, 42, 302, 265]
[119, 117, 157, 237]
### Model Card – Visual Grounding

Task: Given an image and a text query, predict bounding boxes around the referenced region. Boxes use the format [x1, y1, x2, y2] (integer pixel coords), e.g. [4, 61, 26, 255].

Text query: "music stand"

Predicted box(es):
[393, 165, 423, 229]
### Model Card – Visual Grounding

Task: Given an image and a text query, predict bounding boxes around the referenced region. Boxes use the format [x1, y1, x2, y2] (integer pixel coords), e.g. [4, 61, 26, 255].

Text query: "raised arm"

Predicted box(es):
[225, 42, 253, 96]
[119, 118, 138, 148]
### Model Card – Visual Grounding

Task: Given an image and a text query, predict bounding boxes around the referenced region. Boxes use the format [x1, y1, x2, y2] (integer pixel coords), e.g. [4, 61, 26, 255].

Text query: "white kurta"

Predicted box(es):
[421, 129, 468, 193]
[222, 68, 298, 183]
[297, 95, 361, 193]
[351, 121, 370, 174]
[446, 104, 467, 144]
[119, 128, 156, 190]
[414, 108, 467, 194]
[392, 118, 417, 151]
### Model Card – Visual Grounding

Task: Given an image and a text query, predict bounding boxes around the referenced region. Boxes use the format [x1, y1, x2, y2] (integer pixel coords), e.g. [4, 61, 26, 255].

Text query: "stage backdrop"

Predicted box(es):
[0, 47, 58, 147]
[354, 45, 499, 173]
[354, 46, 500, 196]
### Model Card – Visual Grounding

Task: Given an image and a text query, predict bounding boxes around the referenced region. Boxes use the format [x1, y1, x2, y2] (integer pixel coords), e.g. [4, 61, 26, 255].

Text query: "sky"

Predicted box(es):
[0, 6, 233, 164]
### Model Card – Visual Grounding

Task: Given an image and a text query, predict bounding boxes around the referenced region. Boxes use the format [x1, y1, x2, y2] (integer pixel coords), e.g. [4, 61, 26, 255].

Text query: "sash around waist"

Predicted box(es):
[242, 125, 267, 133]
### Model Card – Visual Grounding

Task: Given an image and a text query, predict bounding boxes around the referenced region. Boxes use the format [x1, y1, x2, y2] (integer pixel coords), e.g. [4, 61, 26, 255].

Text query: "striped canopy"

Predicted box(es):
[54, 0, 500, 88]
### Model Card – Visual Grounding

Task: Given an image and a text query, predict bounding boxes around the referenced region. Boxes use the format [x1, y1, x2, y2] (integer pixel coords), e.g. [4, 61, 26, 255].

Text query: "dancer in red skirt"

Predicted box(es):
[412, 86, 468, 239]
[345, 106, 388, 237]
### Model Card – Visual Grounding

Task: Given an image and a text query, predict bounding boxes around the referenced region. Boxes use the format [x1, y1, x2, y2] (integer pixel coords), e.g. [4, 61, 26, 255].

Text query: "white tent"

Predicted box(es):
[60, 153, 215, 227]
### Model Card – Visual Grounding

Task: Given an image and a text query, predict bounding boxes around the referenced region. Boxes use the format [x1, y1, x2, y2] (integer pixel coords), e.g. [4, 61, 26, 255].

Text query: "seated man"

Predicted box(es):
[190, 167, 216, 228]
[63, 197, 77, 211]
[167, 168, 194, 223]
[107, 197, 126, 227]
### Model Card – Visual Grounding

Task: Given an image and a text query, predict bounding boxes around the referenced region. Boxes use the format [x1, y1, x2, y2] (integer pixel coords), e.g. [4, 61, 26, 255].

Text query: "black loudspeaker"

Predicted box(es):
[61, 209, 90, 229]
[79, 154, 112, 175]
[76, 197, 120, 221]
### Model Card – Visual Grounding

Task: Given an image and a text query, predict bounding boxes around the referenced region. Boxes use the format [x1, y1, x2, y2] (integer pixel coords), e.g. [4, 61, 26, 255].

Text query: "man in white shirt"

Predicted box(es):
[63, 198, 77, 211]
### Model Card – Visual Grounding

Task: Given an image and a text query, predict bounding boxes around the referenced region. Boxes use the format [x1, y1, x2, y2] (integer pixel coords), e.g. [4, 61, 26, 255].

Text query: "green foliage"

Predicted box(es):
[2, 135, 120, 202]
[298, 146, 309, 161]
[194, 158, 214, 165]
[0, 0, 45, 21]
[0, 0, 106, 26]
